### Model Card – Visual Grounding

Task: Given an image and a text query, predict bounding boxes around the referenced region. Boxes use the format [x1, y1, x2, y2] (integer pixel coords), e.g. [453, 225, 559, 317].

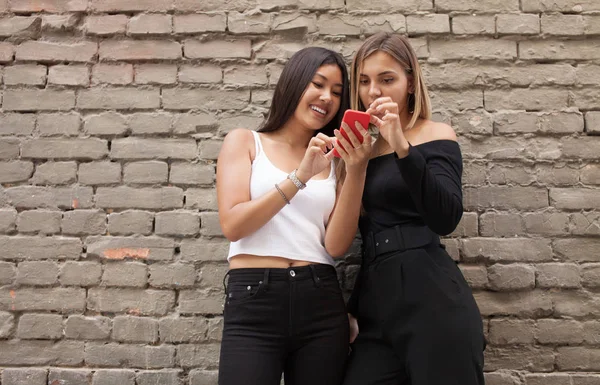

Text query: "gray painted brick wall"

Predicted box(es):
[0, 0, 599, 384]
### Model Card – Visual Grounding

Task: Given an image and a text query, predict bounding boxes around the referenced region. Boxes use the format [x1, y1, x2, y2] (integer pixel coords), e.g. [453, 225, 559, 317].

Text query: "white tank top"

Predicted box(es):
[227, 130, 337, 265]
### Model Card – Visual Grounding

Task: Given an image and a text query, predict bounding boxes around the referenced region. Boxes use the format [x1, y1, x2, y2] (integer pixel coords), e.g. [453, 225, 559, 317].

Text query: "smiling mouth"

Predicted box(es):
[310, 105, 327, 116]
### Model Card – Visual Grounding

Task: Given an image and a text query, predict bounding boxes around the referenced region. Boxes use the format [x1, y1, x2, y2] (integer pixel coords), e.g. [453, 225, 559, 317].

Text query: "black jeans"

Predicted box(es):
[218, 264, 349, 385]
[344, 244, 485, 385]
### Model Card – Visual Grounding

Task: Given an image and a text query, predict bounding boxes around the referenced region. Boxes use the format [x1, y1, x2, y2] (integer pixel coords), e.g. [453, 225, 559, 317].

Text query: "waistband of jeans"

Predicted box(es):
[363, 224, 439, 263]
[225, 263, 336, 284]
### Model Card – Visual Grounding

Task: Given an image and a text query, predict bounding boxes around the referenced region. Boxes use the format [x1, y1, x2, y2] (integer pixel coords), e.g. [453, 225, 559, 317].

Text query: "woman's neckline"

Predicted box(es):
[370, 139, 458, 160]
[255, 132, 334, 181]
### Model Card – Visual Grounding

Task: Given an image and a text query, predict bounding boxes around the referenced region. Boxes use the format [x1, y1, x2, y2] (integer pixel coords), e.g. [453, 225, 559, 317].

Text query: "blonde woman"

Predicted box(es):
[343, 33, 485, 385]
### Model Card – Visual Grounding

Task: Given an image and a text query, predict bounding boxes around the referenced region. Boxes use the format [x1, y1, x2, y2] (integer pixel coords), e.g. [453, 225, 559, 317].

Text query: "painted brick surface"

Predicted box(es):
[0, 0, 598, 382]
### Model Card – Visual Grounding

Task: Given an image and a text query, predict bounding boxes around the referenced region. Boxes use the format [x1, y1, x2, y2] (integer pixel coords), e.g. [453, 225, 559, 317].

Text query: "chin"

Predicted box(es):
[308, 118, 328, 131]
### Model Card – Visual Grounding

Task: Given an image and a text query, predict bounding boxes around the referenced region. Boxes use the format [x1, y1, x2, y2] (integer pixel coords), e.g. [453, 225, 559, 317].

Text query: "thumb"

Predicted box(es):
[370, 115, 383, 128]
[324, 149, 336, 161]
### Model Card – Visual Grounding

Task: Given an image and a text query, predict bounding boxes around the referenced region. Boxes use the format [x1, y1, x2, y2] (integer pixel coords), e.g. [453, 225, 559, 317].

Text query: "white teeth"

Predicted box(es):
[311, 105, 326, 115]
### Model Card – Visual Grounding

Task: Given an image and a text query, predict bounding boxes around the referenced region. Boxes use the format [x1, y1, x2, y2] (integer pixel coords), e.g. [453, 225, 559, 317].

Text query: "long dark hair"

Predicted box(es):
[259, 47, 350, 137]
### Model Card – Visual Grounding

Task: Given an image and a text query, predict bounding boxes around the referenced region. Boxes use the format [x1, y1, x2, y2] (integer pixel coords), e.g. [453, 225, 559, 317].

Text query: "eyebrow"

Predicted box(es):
[315, 73, 343, 88]
[360, 70, 398, 77]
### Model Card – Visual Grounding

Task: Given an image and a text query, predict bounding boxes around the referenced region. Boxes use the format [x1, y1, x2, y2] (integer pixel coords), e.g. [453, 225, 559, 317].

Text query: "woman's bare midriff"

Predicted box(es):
[229, 254, 317, 269]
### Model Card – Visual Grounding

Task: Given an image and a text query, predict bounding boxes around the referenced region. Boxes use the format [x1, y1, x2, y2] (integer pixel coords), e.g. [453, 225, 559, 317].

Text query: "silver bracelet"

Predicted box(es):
[274, 183, 290, 204]
[288, 169, 306, 190]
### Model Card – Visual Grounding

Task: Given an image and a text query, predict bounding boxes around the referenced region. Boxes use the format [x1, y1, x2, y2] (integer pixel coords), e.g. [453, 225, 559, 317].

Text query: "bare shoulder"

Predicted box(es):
[220, 128, 256, 160]
[223, 128, 255, 145]
[422, 120, 457, 142]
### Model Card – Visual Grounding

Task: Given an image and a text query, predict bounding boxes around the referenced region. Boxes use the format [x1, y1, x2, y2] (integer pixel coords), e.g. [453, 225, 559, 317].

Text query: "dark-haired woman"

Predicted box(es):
[216, 47, 372, 385]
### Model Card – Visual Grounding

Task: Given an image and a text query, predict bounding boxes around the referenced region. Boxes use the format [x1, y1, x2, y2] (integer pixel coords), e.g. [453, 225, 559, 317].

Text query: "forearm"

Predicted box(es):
[324, 169, 367, 257]
[396, 146, 463, 235]
[221, 178, 299, 241]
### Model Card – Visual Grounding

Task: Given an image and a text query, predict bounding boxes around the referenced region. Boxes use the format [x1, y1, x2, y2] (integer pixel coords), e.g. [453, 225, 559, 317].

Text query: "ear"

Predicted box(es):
[407, 75, 415, 94]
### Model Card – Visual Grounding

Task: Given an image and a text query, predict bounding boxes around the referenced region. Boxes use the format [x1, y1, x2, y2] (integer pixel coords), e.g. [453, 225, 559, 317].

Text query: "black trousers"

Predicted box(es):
[218, 264, 349, 385]
[344, 243, 485, 385]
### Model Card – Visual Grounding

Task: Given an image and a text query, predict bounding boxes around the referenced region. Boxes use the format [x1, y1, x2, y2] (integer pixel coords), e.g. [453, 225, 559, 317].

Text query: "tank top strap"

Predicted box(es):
[328, 159, 336, 179]
[250, 130, 263, 156]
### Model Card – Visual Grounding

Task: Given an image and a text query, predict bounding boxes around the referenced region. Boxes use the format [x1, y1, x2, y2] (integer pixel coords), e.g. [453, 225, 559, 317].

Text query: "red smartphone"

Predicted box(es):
[332, 109, 371, 158]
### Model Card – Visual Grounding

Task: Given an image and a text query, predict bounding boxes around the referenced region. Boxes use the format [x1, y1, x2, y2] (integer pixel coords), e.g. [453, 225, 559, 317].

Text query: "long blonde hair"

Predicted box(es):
[337, 33, 432, 187]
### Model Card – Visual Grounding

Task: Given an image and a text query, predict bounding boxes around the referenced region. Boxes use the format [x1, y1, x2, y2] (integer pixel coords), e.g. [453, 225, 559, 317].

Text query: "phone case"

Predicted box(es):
[333, 109, 370, 158]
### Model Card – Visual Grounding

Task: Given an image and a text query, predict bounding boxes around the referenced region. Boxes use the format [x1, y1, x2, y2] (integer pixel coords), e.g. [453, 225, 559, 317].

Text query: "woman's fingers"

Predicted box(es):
[369, 97, 393, 110]
[333, 140, 349, 161]
[309, 136, 330, 154]
[348, 314, 359, 344]
[314, 133, 335, 150]
[382, 112, 399, 122]
[355, 121, 368, 135]
[333, 129, 350, 159]
[375, 102, 399, 115]
[370, 114, 383, 128]
[354, 122, 372, 147]
[341, 122, 362, 148]
[324, 148, 336, 161]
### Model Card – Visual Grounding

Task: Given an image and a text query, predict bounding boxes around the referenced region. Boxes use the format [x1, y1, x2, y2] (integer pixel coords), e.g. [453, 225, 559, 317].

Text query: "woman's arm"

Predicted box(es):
[324, 122, 372, 257]
[395, 139, 463, 235]
[324, 168, 367, 257]
[217, 129, 302, 242]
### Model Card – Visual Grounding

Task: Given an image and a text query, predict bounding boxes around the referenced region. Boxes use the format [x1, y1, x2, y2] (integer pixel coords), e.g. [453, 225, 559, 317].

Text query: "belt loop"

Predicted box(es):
[223, 270, 231, 294]
[309, 265, 321, 287]
[262, 268, 270, 287]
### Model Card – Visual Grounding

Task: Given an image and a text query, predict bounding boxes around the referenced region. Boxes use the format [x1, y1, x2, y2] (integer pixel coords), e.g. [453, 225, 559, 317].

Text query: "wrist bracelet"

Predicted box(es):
[288, 169, 306, 190]
[275, 183, 290, 204]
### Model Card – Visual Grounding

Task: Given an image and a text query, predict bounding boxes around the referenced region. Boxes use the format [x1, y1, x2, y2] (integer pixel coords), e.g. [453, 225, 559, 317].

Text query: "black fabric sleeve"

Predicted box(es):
[394, 142, 463, 235]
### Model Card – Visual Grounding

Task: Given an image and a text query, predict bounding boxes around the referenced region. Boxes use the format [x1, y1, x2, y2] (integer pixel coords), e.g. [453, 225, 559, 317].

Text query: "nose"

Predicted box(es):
[319, 88, 332, 104]
[368, 83, 381, 99]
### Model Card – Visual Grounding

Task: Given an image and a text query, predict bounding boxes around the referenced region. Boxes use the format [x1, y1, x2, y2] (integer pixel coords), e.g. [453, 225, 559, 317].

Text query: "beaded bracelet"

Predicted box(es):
[274, 183, 290, 204]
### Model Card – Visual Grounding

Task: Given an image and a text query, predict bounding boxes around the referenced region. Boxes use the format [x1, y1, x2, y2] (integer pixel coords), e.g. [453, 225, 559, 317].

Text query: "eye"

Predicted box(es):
[312, 81, 323, 88]
[382, 78, 394, 84]
[332, 91, 342, 97]
[359, 78, 369, 85]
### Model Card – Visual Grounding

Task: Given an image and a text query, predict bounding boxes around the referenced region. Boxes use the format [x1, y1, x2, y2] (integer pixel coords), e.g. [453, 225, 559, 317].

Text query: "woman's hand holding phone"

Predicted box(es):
[332, 110, 373, 173]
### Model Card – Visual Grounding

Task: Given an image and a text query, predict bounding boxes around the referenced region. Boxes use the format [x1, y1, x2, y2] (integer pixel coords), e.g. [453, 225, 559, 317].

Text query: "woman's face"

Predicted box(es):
[292, 64, 343, 131]
[358, 51, 413, 118]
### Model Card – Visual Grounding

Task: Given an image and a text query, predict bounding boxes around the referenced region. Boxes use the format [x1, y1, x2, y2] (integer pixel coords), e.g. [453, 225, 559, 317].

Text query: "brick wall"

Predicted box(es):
[0, 0, 599, 384]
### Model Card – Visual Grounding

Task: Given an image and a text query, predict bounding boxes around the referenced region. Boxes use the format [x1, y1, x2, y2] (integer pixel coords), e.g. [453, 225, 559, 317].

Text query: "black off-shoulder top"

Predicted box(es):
[359, 140, 464, 238]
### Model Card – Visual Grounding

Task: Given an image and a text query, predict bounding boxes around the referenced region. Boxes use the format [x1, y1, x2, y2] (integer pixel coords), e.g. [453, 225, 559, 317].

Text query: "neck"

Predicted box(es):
[373, 139, 391, 156]
[274, 119, 314, 148]
[399, 109, 412, 131]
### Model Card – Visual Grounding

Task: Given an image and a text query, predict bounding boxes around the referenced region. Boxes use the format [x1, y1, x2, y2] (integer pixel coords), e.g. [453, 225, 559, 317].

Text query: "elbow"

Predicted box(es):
[224, 234, 242, 243]
[431, 223, 458, 237]
[327, 250, 344, 259]
[327, 249, 346, 259]
[223, 230, 242, 243]
[325, 242, 349, 259]
[220, 220, 242, 242]
[430, 202, 463, 236]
